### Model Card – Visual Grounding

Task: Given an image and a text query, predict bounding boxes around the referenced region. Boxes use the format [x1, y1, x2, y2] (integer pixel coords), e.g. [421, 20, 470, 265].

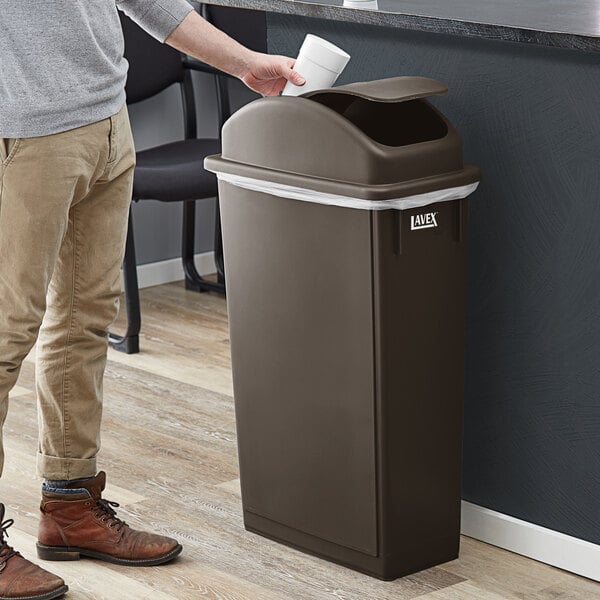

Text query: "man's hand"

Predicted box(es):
[241, 53, 305, 96]
[166, 11, 304, 96]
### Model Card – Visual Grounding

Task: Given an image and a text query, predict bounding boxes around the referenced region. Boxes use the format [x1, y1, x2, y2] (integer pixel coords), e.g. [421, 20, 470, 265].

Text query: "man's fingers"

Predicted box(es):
[287, 68, 305, 86]
[280, 58, 305, 85]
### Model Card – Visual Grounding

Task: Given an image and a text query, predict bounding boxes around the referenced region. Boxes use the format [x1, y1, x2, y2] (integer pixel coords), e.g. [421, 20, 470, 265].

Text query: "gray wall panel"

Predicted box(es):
[268, 14, 600, 545]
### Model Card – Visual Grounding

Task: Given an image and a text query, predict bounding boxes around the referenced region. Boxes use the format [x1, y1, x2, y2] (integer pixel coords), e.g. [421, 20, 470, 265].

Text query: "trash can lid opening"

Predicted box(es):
[308, 95, 448, 148]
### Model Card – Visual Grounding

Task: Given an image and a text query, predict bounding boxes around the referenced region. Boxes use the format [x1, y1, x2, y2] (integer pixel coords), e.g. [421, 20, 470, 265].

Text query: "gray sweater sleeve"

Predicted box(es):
[116, 0, 194, 42]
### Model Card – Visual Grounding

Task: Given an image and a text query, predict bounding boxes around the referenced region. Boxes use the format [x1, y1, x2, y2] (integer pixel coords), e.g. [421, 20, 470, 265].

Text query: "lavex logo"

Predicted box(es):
[410, 212, 438, 230]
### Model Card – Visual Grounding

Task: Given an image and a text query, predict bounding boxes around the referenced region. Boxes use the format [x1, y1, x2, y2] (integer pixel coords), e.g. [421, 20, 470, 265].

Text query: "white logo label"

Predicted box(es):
[410, 212, 438, 230]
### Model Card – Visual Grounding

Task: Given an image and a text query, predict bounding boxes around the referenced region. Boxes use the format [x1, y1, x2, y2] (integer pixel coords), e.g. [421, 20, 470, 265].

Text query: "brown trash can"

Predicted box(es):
[205, 76, 480, 580]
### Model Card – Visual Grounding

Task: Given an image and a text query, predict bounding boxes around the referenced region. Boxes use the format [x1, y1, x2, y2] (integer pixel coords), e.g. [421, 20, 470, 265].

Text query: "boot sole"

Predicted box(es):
[36, 542, 183, 567]
[0, 584, 68, 600]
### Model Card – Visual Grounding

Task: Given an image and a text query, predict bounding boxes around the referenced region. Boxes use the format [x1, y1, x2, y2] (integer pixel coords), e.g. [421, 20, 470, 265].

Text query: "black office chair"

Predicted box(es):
[109, 12, 234, 354]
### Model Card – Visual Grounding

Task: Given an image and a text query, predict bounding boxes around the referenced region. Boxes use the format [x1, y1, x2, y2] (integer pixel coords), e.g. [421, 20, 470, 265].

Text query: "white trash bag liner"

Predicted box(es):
[216, 172, 479, 211]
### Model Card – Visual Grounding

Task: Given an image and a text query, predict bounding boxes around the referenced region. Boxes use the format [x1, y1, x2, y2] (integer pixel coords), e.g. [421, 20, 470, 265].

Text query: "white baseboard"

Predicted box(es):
[132, 251, 216, 289]
[461, 501, 600, 581]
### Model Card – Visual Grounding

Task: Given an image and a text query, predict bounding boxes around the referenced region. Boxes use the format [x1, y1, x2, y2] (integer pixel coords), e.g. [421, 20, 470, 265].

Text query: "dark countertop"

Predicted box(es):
[201, 0, 600, 53]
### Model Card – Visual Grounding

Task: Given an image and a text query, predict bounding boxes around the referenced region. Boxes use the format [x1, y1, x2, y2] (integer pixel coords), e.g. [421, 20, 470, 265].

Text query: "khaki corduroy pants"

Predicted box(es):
[0, 105, 135, 480]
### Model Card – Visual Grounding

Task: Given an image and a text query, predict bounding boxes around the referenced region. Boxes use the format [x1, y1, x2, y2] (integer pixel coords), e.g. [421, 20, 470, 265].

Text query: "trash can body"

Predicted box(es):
[205, 77, 479, 580]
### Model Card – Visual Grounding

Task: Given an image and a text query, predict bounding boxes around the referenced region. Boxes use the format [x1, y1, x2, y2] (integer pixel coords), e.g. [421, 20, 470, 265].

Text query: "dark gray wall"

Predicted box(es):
[268, 14, 600, 545]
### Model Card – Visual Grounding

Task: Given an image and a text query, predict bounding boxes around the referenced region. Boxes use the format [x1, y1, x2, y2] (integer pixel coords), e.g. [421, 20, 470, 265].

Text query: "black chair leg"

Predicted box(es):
[182, 199, 225, 294]
[108, 206, 141, 354]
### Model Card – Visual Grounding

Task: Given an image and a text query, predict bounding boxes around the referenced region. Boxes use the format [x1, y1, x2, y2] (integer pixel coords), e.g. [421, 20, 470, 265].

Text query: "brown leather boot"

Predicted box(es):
[37, 472, 182, 567]
[0, 504, 67, 600]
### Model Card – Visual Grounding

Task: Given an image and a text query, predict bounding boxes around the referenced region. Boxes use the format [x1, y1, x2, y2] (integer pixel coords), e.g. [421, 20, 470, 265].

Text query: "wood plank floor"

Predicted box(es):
[6, 281, 598, 599]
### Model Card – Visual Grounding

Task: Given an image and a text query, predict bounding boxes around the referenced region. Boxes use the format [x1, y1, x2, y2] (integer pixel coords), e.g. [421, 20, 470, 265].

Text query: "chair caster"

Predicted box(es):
[108, 333, 140, 354]
[184, 275, 225, 295]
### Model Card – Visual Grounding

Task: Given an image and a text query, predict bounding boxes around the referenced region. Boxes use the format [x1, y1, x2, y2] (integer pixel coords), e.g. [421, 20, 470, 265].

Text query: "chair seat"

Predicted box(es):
[133, 138, 221, 202]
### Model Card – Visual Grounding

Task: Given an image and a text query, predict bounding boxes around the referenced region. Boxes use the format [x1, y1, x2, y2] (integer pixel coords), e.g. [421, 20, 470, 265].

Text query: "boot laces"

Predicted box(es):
[93, 499, 127, 532]
[0, 518, 19, 573]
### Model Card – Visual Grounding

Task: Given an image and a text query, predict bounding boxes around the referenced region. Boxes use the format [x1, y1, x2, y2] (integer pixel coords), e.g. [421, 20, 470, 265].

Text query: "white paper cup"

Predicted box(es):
[282, 34, 351, 96]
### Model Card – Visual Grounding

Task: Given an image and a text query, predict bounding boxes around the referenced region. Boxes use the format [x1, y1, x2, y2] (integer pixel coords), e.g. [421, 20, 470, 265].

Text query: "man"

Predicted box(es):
[0, 2, 304, 598]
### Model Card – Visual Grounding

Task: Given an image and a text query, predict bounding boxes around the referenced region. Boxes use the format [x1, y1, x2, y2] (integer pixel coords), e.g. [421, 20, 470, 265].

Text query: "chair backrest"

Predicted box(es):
[202, 6, 267, 53]
[119, 12, 185, 104]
